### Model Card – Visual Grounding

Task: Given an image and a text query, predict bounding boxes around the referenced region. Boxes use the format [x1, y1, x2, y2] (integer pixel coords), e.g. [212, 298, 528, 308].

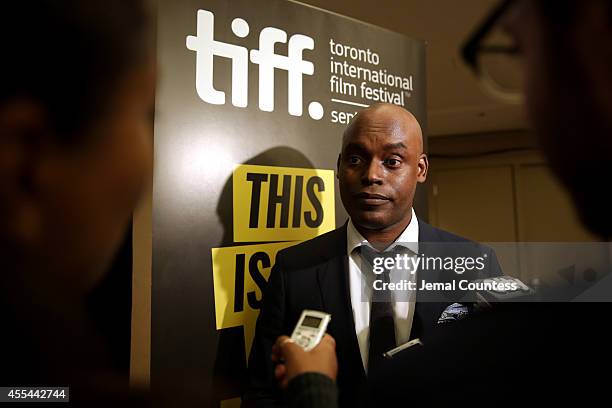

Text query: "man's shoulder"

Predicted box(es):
[275, 226, 346, 270]
[419, 218, 474, 244]
[419, 219, 491, 250]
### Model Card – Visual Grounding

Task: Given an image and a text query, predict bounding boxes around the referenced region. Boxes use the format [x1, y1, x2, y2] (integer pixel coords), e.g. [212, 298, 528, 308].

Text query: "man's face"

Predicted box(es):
[504, 1, 612, 237]
[337, 110, 426, 233]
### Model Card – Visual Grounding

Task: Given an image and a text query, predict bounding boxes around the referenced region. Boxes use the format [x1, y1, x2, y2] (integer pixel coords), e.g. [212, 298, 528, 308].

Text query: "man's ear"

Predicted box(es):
[416, 153, 428, 183]
[0, 100, 49, 246]
[336, 154, 341, 179]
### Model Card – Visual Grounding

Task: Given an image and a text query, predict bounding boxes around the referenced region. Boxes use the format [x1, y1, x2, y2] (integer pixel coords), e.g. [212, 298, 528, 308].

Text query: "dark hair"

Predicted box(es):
[536, 0, 578, 25]
[536, 0, 612, 27]
[0, 0, 153, 142]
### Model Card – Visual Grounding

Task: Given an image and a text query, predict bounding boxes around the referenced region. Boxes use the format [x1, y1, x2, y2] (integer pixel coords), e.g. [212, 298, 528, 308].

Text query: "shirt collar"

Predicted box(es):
[346, 207, 419, 255]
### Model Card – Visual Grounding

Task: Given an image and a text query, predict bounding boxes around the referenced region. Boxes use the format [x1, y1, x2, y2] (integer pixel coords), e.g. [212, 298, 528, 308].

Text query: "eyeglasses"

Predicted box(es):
[461, 0, 524, 104]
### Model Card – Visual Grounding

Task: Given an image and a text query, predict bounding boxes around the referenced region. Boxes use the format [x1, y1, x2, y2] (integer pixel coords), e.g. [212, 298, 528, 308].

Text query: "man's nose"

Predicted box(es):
[361, 160, 383, 185]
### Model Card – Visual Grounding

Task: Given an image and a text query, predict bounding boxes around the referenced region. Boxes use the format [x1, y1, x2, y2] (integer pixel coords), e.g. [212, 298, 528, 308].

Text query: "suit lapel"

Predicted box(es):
[412, 219, 448, 341]
[316, 224, 366, 380]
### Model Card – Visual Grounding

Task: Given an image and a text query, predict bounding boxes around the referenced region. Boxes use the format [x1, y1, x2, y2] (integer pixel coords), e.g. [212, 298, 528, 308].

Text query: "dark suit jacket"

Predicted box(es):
[243, 219, 502, 408]
[368, 301, 612, 406]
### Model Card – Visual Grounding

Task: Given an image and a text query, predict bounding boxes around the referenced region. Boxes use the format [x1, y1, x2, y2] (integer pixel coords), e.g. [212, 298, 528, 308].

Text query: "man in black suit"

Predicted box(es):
[272, 1, 612, 406]
[244, 103, 502, 407]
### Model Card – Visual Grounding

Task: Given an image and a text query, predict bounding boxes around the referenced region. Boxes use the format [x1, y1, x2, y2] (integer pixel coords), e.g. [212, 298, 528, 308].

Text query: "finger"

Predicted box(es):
[274, 363, 287, 380]
[322, 334, 336, 349]
[273, 336, 294, 361]
[274, 335, 291, 350]
[278, 337, 299, 355]
[271, 349, 279, 363]
[271, 347, 286, 363]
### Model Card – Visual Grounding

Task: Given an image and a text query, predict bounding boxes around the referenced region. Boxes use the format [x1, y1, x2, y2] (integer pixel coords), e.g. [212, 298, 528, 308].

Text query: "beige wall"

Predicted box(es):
[426, 130, 602, 284]
[427, 130, 597, 243]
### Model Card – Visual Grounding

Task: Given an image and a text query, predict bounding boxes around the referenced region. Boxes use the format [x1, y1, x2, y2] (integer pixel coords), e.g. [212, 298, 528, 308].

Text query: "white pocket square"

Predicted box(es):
[437, 303, 469, 324]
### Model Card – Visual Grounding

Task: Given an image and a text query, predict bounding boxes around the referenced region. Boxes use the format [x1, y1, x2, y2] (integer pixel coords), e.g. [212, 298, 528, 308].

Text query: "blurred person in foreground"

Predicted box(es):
[272, 0, 612, 406]
[0, 1, 161, 404]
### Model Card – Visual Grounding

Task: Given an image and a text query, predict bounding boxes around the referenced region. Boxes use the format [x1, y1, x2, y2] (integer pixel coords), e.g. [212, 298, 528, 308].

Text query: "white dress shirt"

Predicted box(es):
[347, 207, 419, 372]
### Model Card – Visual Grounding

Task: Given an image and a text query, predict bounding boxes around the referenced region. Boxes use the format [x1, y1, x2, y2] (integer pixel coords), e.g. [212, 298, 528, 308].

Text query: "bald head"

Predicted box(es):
[337, 103, 428, 242]
[342, 103, 423, 154]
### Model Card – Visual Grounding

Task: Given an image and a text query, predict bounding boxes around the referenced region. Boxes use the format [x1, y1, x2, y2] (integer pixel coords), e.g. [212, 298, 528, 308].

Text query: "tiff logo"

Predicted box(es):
[186, 10, 324, 120]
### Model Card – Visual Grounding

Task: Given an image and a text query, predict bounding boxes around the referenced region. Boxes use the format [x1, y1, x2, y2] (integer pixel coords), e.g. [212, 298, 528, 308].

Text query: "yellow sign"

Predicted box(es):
[211, 241, 297, 356]
[233, 164, 336, 242]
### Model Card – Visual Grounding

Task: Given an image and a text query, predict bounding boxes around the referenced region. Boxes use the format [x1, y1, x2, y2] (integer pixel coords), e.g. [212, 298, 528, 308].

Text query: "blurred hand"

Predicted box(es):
[271, 334, 338, 389]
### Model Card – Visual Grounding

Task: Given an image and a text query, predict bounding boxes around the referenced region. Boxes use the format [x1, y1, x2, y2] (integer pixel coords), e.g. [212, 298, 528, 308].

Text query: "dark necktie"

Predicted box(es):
[360, 245, 397, 376]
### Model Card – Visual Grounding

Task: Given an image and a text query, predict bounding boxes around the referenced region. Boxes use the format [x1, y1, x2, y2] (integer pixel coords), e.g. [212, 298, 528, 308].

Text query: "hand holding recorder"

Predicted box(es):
[272, 310, 337, 389]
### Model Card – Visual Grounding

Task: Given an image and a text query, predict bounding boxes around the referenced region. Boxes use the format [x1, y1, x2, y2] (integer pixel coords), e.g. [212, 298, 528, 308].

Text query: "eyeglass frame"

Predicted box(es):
[461, 0, 523, 104]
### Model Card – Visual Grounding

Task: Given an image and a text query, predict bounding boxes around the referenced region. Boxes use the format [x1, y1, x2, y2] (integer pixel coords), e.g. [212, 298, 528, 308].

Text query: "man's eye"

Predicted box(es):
[384, 158, 401, 167]
[349, 156, 362, 165]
